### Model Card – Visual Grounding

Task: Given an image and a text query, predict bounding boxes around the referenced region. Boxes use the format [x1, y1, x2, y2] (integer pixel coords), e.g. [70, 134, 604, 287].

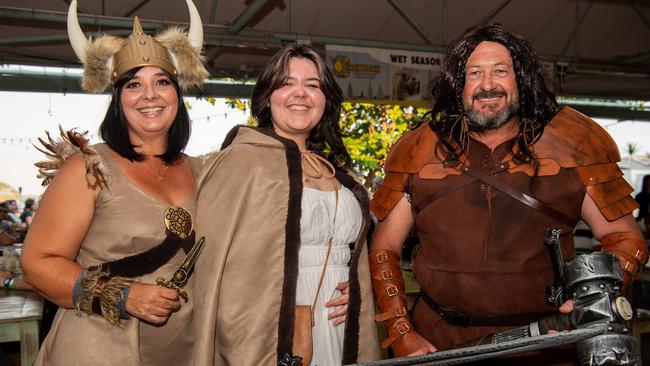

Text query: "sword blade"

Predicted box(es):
[177, 236, 206, 277]
[156, 236, 206, 302]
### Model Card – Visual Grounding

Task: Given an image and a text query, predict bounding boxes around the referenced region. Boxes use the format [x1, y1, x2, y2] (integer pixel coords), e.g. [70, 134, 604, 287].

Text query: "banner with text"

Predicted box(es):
[325, 44, 445, 104]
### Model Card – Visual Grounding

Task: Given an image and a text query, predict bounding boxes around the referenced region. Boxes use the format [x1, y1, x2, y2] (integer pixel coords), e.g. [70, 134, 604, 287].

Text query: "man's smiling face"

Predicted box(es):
[462, 41, 520, 130]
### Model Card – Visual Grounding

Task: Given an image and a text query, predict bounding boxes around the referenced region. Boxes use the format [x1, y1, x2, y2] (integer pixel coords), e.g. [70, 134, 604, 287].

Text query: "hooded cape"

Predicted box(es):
[193, 126, 380, 365]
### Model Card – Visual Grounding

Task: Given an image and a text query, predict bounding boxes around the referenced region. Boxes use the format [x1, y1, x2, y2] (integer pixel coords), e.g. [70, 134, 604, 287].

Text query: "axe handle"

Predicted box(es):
[544, 228, 567, 307]
[457, 312, 576, 347]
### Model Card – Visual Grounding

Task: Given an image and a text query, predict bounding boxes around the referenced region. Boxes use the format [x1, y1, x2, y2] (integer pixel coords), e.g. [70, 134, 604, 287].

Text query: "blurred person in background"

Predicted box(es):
[0, 271, 33, 291]
[20, 198, 38, 227]
[635, 175, 650, 238]
[2, 200, 26, 231]
[0, 202, 20, 245]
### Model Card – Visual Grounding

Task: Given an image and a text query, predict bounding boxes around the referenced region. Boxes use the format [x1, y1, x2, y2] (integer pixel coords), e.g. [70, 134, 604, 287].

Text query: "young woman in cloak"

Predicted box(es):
[193, 44, 381, 365]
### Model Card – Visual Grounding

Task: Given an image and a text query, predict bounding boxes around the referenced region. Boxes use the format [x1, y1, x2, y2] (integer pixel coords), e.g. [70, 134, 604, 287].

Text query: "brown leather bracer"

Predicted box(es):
[370, 249, 429, 357]
[599, 232, 649, 288]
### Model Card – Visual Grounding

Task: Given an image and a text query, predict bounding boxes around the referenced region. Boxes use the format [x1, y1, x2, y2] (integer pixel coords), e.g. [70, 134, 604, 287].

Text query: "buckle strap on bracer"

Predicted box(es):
[369, 249, 421, 356]
[600, 232, 649, 288]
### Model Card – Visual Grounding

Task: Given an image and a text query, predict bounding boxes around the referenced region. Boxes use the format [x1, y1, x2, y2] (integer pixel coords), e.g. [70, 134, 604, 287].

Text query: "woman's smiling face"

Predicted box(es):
[269, 57, 326, 144]
[120, 66, 179, 140]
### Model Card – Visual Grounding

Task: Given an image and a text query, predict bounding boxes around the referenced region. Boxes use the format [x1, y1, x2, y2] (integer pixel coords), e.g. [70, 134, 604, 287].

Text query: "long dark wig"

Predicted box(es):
[99, 66, 191, 164]
[430, 23, 558, 166]
[251, 44, 351, 169]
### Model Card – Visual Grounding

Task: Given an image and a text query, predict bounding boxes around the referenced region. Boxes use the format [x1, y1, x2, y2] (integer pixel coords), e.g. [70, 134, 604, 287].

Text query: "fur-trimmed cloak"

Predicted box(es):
[193, 126, 380, 365]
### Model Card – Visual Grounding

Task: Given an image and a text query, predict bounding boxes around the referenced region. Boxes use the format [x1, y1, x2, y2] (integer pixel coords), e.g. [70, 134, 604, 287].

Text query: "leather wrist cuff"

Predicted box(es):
[370, 249, 418, 354]
[91, 276, 109, 316]
[600, 232, 649, 286]
[381, 320, 411, 348]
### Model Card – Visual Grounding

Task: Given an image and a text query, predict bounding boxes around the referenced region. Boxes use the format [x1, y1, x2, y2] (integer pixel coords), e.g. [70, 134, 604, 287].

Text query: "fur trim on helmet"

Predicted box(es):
[82, 35, 125, 93]
[156, 27, 208, 91]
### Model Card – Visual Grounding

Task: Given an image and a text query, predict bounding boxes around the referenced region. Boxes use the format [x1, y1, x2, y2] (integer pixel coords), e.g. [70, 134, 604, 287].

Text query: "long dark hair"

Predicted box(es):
[251, 44, 351, 169]
[99, 67, 190, 164]
[430, 23, 558, 166]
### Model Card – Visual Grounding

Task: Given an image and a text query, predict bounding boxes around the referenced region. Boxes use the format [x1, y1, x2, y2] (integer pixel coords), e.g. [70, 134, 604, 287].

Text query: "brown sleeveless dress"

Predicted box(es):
[35, 143, 201, 366]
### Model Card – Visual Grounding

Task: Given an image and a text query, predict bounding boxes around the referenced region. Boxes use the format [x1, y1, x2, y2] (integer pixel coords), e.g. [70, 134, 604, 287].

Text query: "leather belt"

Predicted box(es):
[419, 291, 555, 328]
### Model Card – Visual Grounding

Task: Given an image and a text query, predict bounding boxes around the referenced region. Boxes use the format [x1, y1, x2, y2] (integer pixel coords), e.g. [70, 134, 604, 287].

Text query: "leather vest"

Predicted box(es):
[409, 137, 581, 315]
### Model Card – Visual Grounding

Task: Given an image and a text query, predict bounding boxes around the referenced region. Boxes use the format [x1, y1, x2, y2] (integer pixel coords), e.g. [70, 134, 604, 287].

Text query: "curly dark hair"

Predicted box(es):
[251, 44, 351, 169]
[430, 23, 558, 165]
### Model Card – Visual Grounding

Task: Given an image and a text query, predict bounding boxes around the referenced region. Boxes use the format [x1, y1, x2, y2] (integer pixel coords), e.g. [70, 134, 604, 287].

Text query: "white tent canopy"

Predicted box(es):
[0, 0, 648, 104]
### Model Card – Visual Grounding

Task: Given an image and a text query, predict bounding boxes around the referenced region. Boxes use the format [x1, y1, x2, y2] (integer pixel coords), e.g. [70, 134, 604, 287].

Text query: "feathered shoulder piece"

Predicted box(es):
[34, 126, 107, 189]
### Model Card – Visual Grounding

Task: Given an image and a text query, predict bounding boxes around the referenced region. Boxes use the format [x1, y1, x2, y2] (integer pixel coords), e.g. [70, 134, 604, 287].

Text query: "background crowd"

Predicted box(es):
[0, 198, 37, 245]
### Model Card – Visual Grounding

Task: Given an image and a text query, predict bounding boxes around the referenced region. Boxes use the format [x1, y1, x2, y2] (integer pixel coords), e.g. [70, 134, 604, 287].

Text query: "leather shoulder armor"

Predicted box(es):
[536, 108, 636, 221]
[384, 123, 442, 174]
[532, 107, 620, 167]
[371, 123, 444, 220]
[372, 108, 638, 222]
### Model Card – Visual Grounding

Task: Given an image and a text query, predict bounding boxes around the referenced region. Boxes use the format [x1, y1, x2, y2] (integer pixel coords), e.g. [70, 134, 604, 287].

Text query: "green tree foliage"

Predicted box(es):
[340, 103, 428, 189]
[225, 98, 255, 125]
[189, 96, 217, 110]
[225, 98, 249, 111]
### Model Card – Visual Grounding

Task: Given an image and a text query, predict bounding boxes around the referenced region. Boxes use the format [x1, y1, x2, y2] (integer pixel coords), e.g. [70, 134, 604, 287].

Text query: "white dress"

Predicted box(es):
[296, 186, 363, 366]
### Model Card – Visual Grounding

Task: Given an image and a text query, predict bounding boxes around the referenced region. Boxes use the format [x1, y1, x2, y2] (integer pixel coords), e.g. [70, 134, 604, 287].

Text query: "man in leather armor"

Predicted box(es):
[369, 24, 648, 364]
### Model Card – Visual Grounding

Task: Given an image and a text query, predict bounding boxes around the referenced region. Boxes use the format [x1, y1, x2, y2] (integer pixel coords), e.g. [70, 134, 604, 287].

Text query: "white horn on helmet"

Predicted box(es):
[186, 0, 204, 51]
[67, 0, 88, 63]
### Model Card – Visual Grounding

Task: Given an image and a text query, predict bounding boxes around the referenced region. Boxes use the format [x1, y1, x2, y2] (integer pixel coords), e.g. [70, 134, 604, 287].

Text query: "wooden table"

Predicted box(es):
[0, 289, 44, 366]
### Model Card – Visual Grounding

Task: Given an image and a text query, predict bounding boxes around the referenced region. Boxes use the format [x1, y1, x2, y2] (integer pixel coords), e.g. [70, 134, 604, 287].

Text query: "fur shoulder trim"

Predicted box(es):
[221, 125, 290, 151]
[34, 126, 107, 188]
[155, 27, 209, 91]
[83, 35, 125, 93]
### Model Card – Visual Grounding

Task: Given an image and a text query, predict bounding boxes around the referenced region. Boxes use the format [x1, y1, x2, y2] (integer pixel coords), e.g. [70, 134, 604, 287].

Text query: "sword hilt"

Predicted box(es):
[156, 276, 189, 302]
[172, 268, 189, 286]
[154, 236, 205, 303]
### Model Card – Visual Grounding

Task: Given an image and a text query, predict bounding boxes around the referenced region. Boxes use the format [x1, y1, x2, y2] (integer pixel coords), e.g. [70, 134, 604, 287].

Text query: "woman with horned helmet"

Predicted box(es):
[21, 1, 207, 364]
